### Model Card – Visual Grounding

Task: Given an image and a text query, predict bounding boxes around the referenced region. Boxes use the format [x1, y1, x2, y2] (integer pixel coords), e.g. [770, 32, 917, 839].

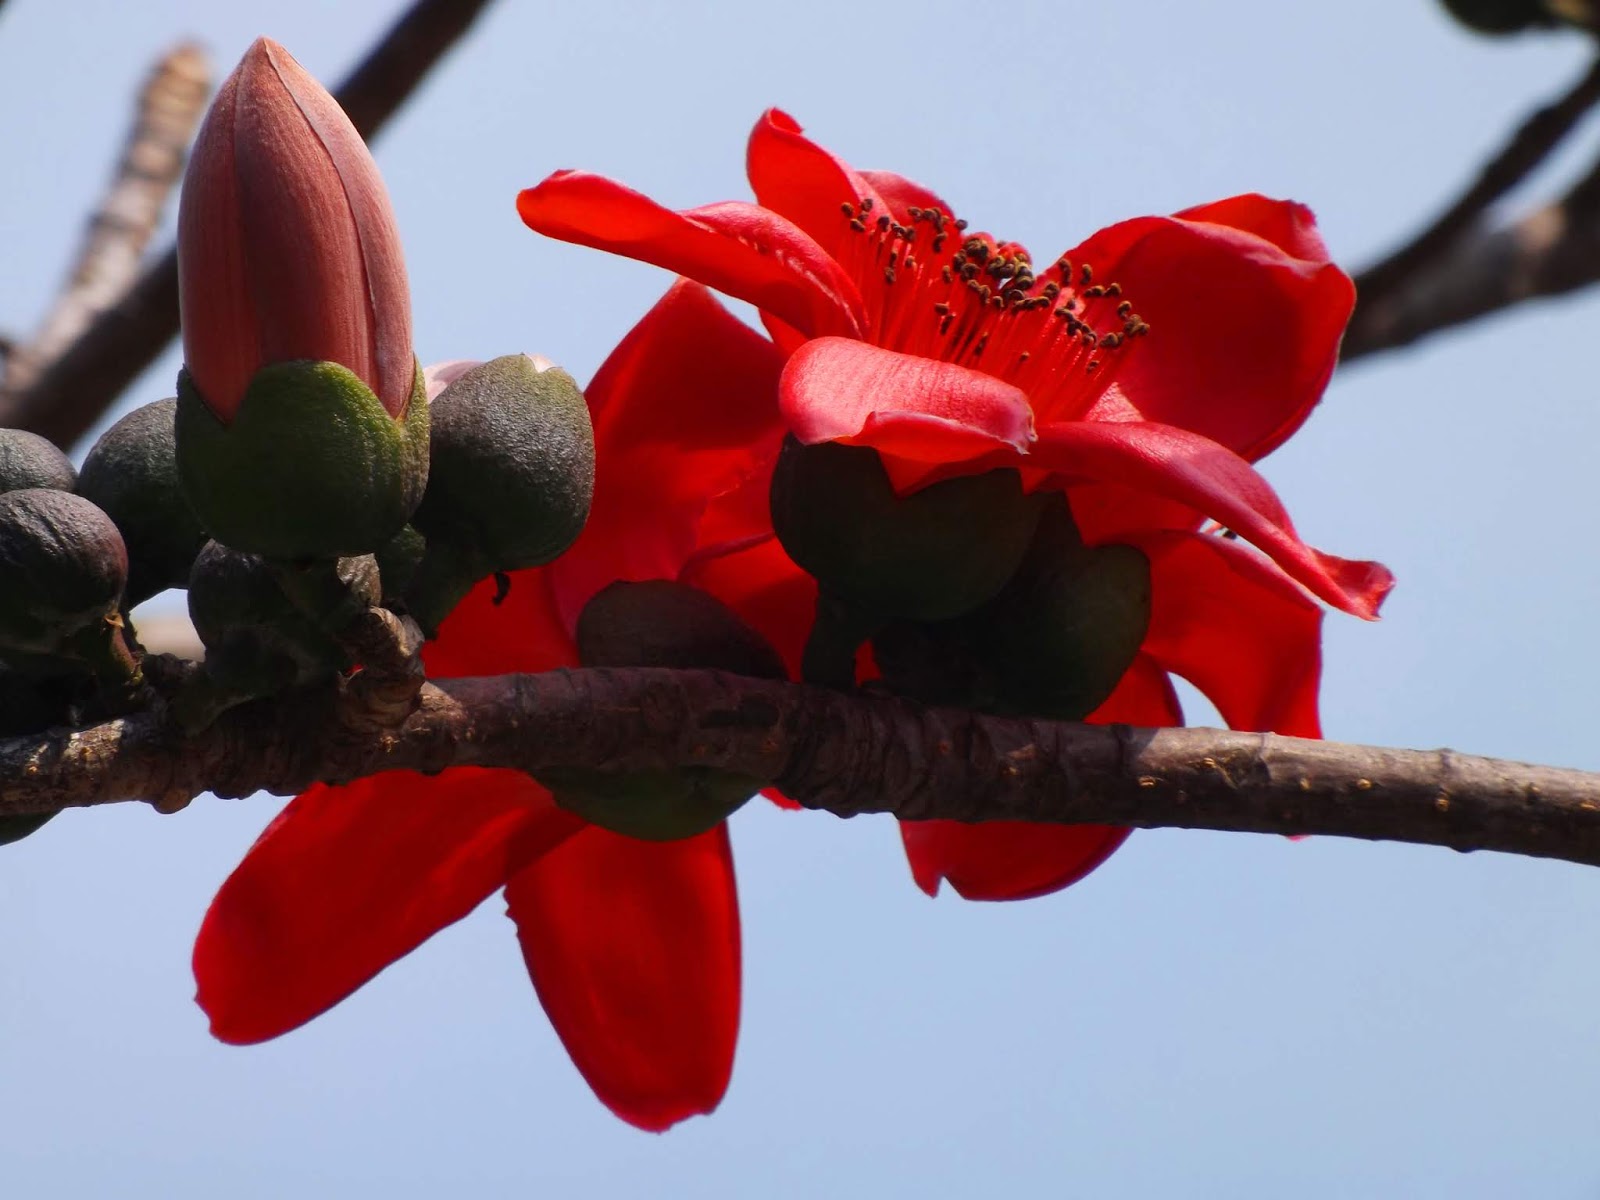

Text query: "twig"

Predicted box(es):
[0, 44, 209, 399]
[2, 667, 1598, 870]
[0, 0, 498, 450]
[1353, 54, 1600, 310]
[1343, 146, 1600, 362]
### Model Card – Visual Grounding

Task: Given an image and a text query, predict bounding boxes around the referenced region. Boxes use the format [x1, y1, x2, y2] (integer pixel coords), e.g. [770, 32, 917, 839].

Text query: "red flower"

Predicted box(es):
[192, 282, 799, 1131]
[516, 109, 1393, 900]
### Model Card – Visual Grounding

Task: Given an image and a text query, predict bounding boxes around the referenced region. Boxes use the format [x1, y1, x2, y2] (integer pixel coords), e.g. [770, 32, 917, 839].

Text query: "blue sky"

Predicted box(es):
[2, 1, 1599, 1195]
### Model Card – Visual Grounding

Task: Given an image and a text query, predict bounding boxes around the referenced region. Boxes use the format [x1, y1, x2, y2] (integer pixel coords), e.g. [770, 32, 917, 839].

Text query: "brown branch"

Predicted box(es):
[0, 44, 209, 399]
[1343, 146, 1600, 362]
[0, 0, 498, 450]
[1353, 54, 1600, 311]
[3, 667, 1598, 869]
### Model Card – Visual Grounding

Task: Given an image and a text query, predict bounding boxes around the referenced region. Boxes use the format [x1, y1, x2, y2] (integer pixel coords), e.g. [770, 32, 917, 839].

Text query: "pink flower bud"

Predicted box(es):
[178, 37, 413, 423]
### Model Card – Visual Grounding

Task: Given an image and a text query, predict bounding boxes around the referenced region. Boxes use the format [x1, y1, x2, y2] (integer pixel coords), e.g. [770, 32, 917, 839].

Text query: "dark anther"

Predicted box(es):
[492, 572, 513, 605]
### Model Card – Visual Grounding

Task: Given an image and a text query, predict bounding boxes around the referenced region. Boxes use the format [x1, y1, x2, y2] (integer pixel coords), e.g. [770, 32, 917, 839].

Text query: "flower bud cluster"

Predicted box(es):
[0, 38, 596, 807]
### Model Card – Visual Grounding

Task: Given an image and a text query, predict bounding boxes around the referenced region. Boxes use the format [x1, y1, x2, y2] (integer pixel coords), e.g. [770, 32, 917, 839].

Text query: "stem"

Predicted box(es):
[4, 667, 1600, 872]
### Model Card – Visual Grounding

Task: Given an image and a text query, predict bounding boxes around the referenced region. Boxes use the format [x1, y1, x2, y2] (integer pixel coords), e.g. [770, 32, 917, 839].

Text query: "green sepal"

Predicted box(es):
[375, 524, 426, 607]
[800, 590, 881, 690]
[574, 579, 787, 680]
[545, 767, 766, 843]
[547, 580, 785, 841]
[411, 355, 594, 570]
[401, 538, 491, 640]
[77, 398, 207, 606]
[180, 541, 370, 730]
[176, 358, 429, 559]
[874, 494, 1151, 721]
[770, 435, 1043, 622]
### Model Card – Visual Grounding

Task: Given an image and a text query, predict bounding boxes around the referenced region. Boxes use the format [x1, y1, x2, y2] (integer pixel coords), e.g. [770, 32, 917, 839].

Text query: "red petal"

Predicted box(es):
[1035, 420, 1393, 619]
[746, 109, 888, 260]
[743, 112, 958, 257]
[505, 824, 741, 1132]
[780, 336, 1034, 463]
[1175, 193, 1336, 263]
[678, 534, 815, 681]
[517, 173, 864, 340]
[1069, 202, 1353, 462]
[1065, 479, 1202, 546]
[195, 769, 579, 1044]
[421, 567, 575, 679]
[900, 657, 1181, 901]
[856, 170, 957, 223]
[1134, 530, 1323, 738]
[546, 280, 788, 632]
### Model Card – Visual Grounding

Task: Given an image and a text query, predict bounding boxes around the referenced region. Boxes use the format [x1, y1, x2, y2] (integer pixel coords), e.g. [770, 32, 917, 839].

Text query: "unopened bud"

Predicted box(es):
[403, 354, 593, 634]
[178, 37, 412, 422]
[174, 37, 427, 559]
[0, 429, 76, 494]
[0, 490, 128, 658]
[77, 399, 207, 606]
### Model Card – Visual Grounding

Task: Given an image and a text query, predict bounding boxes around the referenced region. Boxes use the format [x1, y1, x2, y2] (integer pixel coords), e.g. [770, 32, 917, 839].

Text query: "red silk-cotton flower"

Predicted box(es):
[192, 281, 800, 1132]
[517, 109, 1393, 901]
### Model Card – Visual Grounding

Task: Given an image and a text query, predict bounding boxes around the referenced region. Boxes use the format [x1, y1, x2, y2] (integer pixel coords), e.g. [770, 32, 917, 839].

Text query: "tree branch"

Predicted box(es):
[0, 43, 209, 400]
[1352, 54, 1600, 312]
[0, 0, 498, 450]
[1343, 147, 1600, 362]
[4, 666, 1598, 869]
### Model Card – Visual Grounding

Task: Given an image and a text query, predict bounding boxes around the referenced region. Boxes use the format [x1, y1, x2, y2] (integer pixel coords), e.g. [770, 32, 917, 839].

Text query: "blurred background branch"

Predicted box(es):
[0, 43, 208, 402]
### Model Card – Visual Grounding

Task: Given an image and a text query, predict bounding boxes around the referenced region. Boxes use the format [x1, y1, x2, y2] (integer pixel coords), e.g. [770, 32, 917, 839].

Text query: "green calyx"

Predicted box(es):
[375, 524, 426, 607]
[403, 355, 594, 635]
[547, 580, 786, 842]
[541, 766, 767, 843]
[180, 542, 378, 730]
[0, 489, 128, 657]
[770, 435, 1043, 623]
[874, 494, 1151, 721]
[77, 398, 208, 607]
[575, 579, 787, 680]
[176, 358, 429, 559]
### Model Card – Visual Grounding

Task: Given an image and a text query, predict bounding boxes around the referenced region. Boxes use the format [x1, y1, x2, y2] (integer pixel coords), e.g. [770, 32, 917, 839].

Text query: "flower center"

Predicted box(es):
[838, 199, 1149, 421]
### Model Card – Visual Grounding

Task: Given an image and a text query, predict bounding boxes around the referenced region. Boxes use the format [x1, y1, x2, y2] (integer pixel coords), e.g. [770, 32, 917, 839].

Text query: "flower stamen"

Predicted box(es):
[839, 202, 1150, 422]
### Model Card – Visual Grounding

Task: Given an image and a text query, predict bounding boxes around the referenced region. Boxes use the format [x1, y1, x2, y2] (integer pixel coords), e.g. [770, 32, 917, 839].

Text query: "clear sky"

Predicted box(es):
[2, 1, 1598, 1195]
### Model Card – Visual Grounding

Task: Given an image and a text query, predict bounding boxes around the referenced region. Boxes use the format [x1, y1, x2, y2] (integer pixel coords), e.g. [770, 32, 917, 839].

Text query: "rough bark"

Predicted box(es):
[3, 666, 1598, 869]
